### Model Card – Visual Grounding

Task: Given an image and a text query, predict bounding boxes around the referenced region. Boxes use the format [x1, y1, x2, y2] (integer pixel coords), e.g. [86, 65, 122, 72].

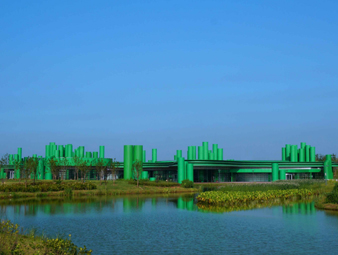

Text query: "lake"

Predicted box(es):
[1, 195, 338, 254]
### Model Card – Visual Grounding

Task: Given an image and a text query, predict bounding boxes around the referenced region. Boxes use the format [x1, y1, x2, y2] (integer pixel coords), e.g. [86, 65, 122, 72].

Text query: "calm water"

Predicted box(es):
[1, 195, 338, 255]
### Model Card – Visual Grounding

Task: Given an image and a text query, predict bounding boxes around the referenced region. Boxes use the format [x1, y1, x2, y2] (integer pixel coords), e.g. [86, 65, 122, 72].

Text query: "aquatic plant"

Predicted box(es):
[197, 189, 314, 205]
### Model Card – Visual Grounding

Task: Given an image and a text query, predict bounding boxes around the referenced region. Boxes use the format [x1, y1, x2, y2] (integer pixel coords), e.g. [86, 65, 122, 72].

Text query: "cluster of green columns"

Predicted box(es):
[123, 145, 143, 180]
[282, 143, 316, 162]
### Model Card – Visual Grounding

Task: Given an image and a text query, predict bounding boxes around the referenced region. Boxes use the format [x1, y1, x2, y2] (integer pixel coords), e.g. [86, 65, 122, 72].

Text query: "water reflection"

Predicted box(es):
[0, 195, 329, 217]
[282, 202, 316, 214]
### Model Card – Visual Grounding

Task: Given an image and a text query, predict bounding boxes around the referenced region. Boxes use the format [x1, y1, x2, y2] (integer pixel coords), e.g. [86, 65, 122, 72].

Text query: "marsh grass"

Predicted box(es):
[0, 219, 92, 254]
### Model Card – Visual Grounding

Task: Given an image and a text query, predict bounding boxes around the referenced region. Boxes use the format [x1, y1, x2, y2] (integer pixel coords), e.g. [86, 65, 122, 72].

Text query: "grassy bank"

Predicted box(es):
[0, 219, 91, 255]
[0, 179, 198, 200]
[314, 182, 338, 211]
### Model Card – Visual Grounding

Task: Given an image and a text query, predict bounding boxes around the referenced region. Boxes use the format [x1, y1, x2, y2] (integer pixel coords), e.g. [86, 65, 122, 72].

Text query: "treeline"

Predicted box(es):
[0, 153, 120, 186]
[315, 154, 337, 162]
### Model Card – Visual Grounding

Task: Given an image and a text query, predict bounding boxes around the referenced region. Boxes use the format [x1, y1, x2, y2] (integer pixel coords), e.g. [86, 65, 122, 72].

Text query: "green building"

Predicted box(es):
[1, 142, 337, 183]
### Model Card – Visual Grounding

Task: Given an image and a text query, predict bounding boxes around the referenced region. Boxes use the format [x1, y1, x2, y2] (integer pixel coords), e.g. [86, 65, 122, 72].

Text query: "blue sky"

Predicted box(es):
[1, 0, 337, 160]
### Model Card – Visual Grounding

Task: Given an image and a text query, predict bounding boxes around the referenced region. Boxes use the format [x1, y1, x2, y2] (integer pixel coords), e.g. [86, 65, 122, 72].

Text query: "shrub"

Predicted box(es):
[326, 183, 338, 204]
[181, 179, 194, 188]
[0, 182, 97, 193]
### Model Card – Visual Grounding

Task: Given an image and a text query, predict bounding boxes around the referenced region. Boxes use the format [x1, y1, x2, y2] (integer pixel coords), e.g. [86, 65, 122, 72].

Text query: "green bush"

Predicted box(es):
[0, 182, 97, 193]
[326, 183, 338, 204]
[181, 179, 194, 188]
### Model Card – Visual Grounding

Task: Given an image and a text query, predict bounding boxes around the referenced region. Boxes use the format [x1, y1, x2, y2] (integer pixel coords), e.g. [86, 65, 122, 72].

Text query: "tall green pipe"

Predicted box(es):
[192, 146, 196, 160]
[174, 155, 177, 161]
[212, 144, 218, 160]
[99, 146, 105, 158]
[187, 146, 193, 160]
[198, 146, 203, 160]
[143, 150, 146, 163]
[187, 163, 194, 182]
[202, 142, 208, 160]
[55, 150, 60, 158]
[177, 157, 185, 184]
[18, 148, 22, 160]
[45, 145, 50, 157]
[301, 142, 306, 149]
[209, 152, 214, 160]
[217, 148, 223, 160]
[152, 149, 157, 162]
[290, 145, 298, 162]
[279, 169, 286, 180]
[133, 145, 143, 179]
[282, 147, 286, 161]
[93, 152, 98, 158]
[124, 145, 133, 180]
[310, 147, 316, 162]
[272, 163, 279, 181]
[79, 146, 85, 157]
[177, 150, 182, 158]
[141, 171, 149, 180]
[285, 144, 291, 161]
[305, 145, 310, 162]
[299, 148, 305, 162]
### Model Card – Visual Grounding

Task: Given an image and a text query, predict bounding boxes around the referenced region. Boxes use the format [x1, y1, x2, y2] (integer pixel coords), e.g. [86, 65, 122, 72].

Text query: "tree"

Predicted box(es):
[79, 159, 92, 183]
[22, 157, 34, 188]
[29, 157, 39, 183]
[0, 153, 9, 184]
[108, 158, 120, 186]
[95, 158, 106, 185]
[14, 159, 23, 183]
[132, 159, 142, 188]
[72, 155, 82, 181]
[58, 157, 69, 181]
[47, 158, 60, 180]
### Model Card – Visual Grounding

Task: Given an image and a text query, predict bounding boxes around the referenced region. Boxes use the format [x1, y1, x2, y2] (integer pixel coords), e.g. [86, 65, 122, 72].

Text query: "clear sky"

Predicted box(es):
[1, 0, 337, 161]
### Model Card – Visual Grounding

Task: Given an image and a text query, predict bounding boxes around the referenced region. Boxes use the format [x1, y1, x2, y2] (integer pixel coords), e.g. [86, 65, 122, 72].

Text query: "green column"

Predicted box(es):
[45, 145, 50, 158]
[272, 163, 279, 181]
[202, 142, 208, 160]
[212, 144, 218, 160]
[209, 152, 214, 160]
[141, 171, 149, 180]
[85, 152, 92, 158]
[324, 155, 332, 180]
[99, 146, 105, 159]
[133, 145, 143, 179]
[187, 146, 193, 160]
[44, 164, 52, 180]
[187, 163, 194, 182]
[299, 148, 305, 162]
[198, 146, 203, 160]
[217, 148, 223, 160]
[231, 173, 234, 182]
[305, 145, 310, 162]
[279, 170, 286, 180]
[143, 150, 146, 163]
[285, 144, 291, 161]
[124, 145, 133, 180]
[192, 146, 196, 160]
[282, 148, 286, 161]
[93, 152, 98, 158]
[152, 149, 157, 163]
[178, 157, 185, 184]
[310, 147, 316, 162]
[18, 148, 22, 160]
[290, 145, 298, 162]
[177, 150, 182, 158]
